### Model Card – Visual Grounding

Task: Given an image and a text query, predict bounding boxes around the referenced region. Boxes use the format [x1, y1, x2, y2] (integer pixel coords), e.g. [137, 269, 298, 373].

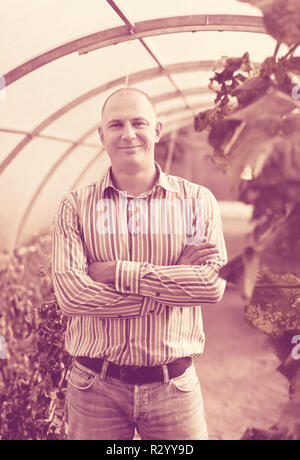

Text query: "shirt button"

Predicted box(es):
[156, 292, 160, 296]
[130, 337, 135, 343]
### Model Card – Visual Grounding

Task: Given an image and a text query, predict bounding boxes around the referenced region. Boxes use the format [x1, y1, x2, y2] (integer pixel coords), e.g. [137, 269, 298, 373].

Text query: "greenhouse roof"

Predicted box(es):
[0, 0, 294, 250]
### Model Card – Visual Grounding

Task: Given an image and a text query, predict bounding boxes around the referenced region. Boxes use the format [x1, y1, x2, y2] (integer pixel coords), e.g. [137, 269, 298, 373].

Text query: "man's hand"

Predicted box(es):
[88, 261, 117, 284]
[177, 241, 219, 265]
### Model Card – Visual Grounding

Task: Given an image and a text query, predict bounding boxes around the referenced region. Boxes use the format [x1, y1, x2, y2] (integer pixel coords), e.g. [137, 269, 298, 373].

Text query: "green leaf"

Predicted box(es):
[219, 246, 261, 299]
[231, 76, 271, 106]
[244, 270, 300, 336]
[239, 0, 300, 46]
[287, 56, 300, 72]
[213, 89, 299, 189]
[260, 202, 300, 276]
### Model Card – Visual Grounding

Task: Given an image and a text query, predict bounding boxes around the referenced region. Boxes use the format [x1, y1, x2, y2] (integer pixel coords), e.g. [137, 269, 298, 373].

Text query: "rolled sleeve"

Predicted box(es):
[52, 195, 144, 318]
[115, 260, 141, 295]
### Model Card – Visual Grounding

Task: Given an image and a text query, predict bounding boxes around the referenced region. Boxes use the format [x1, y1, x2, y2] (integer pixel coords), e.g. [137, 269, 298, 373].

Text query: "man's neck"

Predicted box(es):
[110, 164, 158, 196]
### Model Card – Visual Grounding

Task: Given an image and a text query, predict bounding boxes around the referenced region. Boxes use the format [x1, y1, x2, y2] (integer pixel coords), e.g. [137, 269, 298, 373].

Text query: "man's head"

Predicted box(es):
[98, 88, 162, 171]
[100, 87, 158, 121]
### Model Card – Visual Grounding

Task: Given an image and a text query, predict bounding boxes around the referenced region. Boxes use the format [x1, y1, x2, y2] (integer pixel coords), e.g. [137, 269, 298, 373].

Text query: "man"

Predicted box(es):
[52, 87, 227, 440]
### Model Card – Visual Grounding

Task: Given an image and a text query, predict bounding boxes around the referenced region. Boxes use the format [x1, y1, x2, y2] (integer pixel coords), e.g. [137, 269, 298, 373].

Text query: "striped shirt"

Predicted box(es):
[52, 161, 227, 366]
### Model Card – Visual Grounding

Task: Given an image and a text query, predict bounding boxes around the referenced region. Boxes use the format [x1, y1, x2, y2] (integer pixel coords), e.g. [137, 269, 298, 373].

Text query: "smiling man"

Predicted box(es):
[99, 88, 162, 196]
[52, 87, 227, 440]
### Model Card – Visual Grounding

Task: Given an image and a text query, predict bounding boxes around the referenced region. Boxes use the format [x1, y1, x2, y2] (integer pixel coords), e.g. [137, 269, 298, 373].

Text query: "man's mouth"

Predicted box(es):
[118, 145, 143, 149]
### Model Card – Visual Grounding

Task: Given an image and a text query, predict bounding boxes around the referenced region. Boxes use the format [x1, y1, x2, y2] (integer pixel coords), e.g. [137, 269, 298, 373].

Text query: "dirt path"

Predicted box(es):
[195, 287, 289, 440]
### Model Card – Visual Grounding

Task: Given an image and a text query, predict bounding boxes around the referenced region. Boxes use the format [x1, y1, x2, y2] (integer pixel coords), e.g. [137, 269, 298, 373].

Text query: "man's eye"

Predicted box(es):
[110, 123, 122, 128]
[133, 121, 146, 127]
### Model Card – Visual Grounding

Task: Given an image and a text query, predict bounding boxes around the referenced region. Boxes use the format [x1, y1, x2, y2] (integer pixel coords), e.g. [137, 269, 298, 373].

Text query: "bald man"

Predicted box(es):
[52, 87, 227, 440]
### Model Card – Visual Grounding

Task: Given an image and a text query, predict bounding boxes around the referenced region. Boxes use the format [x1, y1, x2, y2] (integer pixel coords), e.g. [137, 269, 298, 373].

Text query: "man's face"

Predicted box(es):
[99, 90, 162, 170]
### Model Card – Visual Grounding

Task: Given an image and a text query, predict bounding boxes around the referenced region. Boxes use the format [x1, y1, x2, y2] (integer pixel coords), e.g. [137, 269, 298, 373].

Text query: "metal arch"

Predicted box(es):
[0, 60, 225, 175]
[16, 97, 210, 246]
[69, 117, 196, 192]
[14, 125, 101, 247]
[159, 100, 210, 119]
[63, 117, 200, 191]
[162, 101, 203, 117]
[70, 150, 105, 190]
[153, 88, 212, 104]
[14, 96, 211, 247]
[106, 0, 136, 33]
[162, 116, 195, 135]
[4, 55, 253, 247]
[4, 15, 265, 86]
[105, 0, 194, 112]
[4, 61, 218, 248]
[15, 147, 105, 247]
[0, 127, 99, 148]
[4, 11, 268, 248]
[70, 119, 200, 193]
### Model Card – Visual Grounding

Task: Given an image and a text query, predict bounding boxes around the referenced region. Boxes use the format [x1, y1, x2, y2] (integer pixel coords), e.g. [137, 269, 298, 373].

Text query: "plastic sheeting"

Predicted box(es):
[0, 0, 288, 250]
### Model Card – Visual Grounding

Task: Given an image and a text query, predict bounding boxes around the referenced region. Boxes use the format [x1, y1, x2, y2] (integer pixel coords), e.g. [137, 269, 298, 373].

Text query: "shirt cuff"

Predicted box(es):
[115, 260, 141, 295]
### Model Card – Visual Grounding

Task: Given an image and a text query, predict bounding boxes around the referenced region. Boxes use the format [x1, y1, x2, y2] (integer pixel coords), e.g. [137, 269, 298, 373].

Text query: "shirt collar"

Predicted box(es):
[102, 161, 178, 195]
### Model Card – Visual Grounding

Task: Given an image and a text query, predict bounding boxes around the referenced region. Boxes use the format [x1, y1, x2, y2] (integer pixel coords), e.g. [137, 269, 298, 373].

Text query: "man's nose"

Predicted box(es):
[121, 123, 136, 141]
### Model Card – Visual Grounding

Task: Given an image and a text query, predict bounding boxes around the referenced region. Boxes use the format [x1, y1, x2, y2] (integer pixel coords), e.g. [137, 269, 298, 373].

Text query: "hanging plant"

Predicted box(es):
[194, 0, 300, 440]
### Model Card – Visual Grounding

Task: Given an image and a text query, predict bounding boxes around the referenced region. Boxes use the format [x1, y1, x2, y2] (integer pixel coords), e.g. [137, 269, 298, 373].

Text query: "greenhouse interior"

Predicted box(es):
[1, 0, 300, 441]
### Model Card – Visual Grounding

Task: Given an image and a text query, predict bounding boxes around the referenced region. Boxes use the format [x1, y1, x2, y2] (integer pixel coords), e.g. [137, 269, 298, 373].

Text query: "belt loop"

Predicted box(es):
[99, 359, 109, 381]
[162, 364, 169, 384]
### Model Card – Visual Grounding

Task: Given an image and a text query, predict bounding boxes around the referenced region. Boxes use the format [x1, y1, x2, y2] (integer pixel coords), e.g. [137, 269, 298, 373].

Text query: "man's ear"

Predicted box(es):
[98, 126, 105, 146]
[155, 121, 163, 143]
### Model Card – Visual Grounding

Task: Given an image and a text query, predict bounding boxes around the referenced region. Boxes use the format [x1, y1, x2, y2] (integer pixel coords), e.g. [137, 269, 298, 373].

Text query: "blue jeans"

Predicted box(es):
[66, 359, 208, 440]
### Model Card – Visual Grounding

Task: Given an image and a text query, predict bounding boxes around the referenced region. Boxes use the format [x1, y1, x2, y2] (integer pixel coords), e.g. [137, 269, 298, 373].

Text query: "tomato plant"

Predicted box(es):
[0, 236, 71, 440]
[194, 0, 300, 440]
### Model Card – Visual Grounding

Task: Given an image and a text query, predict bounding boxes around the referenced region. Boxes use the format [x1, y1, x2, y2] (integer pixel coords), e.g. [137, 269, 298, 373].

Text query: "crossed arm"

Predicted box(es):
[88, 241, 220, 283]
[52, 194, 227, 318]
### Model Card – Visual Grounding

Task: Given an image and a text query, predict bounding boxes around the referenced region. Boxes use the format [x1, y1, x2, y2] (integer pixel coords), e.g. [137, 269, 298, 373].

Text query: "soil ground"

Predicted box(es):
[137, 215, 290, 441]
[196, 286, 289, 440]
[193, 224, 290, 440]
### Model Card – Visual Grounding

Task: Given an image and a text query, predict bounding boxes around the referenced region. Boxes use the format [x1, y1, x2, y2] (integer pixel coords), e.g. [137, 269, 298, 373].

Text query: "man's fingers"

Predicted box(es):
[177, 241, 219, 265]
[183, 246, 219, 259]
[177, 249, 219, 265]
[186, 242, 216, 249]
[189, 250, 219, 265]
[182, 242, 217, 256]
[193, 248, 219, 258]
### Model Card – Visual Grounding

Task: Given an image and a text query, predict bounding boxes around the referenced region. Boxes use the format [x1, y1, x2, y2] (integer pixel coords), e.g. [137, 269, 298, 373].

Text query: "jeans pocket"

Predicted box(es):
[170, 364, 199, 392]
[69, 363, 98, 391]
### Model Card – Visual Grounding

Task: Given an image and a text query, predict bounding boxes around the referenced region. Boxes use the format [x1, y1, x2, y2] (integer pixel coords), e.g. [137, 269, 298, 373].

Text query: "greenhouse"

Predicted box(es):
[1, 0, 299, 441]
